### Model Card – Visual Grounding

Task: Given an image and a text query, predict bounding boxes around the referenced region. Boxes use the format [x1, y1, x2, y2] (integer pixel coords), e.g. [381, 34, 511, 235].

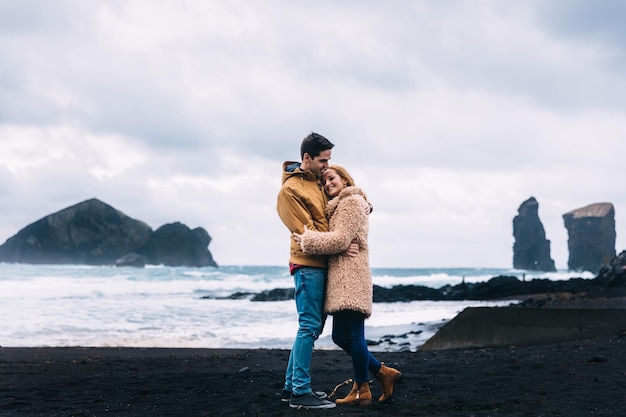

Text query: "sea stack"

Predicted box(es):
[512, 197, 556, 271]
[563, 202, 615, 273]
[0, 198, 218, 267]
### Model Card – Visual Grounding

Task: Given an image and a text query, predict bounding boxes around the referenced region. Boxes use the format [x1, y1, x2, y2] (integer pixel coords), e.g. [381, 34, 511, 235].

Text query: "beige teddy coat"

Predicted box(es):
[300, 186, 373, 317]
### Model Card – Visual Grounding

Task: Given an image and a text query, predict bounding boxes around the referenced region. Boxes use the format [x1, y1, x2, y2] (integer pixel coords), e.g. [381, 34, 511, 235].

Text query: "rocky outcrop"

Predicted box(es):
[0, 198, 217, 267]
[0, 199, 152, 265]
[512, 197, 556, 271]
[563, 203, 616, 273]
[141, 222, 217, 267]
[595, 250, 626, 287]
[208, 253, 626, 304]
[214, 266, 626, 303]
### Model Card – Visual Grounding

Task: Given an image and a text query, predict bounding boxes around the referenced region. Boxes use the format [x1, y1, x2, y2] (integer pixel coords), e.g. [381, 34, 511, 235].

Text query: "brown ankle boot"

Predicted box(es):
[375, 363, 402, 402]
[335, 381, 372, 406]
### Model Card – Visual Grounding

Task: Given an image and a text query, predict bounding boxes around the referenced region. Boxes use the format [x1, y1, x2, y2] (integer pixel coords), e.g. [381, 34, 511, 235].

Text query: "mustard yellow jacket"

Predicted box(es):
[300, 186, 372, 317]
[276, 161, 329, 268]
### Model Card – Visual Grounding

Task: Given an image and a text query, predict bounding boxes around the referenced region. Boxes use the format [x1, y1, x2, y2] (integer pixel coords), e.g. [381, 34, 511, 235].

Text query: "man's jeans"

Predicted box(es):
[284, 267, 327, 395]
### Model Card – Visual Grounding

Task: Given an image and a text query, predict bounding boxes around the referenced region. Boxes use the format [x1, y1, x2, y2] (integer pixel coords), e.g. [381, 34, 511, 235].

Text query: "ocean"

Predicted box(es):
[0, 264, 594, 352]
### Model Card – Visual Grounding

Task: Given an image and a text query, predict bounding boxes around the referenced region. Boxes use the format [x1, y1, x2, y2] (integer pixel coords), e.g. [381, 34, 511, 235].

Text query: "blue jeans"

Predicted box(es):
[332, 310, 382, 383]
[284, 267, 327, 395]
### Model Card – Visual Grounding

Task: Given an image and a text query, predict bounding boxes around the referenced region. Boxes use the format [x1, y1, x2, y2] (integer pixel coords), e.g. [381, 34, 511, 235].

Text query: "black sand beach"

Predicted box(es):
[1, 330, 625, 417]
[3, 287, 626, 417]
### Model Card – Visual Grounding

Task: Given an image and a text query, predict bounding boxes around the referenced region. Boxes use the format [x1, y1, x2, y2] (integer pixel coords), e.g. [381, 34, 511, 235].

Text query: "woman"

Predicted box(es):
[293, 165, 402, 406]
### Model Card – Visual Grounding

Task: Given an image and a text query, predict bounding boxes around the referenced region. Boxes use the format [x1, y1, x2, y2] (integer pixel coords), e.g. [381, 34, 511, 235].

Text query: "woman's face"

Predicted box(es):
[323, 169, 346, 198]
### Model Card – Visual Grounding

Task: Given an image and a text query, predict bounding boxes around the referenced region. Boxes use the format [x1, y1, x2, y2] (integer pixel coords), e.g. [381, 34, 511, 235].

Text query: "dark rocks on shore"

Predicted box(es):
[372, 275, 602, 302]
[235, 276, 567, 303]
[595, 250, 626, 287]
[512, 197, 556, 272]
[563, 202, 616, 273]
[0, 198, 217, 268]
[250, 288, 295, 301]
[227, 253, 626, 303]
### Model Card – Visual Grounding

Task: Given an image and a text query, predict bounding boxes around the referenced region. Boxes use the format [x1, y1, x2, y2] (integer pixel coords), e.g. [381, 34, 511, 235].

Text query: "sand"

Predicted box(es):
[1, 331, 625, 417]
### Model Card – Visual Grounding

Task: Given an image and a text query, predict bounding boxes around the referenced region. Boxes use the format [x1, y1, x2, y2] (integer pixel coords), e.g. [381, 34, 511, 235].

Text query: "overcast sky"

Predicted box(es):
[0, 1, 624, 269]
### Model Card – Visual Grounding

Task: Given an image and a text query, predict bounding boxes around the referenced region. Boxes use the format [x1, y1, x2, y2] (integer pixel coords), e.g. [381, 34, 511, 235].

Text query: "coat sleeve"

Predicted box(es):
[300, 196, 366, 255]
[277, 185, 317, 234]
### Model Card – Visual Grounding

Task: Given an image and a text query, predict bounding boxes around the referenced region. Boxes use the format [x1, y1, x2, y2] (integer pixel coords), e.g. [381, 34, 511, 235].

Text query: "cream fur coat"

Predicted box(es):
[300, 186, 372, 317]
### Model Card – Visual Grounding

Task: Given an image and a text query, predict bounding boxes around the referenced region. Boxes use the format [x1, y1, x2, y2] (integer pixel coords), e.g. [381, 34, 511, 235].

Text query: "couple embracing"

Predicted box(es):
[276, 132, 402, 409]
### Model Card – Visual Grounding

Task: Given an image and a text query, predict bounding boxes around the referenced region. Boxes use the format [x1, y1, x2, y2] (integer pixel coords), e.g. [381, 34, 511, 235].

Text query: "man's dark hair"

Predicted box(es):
[300, 132, 334, 159]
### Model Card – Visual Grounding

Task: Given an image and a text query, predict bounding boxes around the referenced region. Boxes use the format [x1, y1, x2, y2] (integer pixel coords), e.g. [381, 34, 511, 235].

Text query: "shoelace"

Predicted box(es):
[328, 378, 353, 399]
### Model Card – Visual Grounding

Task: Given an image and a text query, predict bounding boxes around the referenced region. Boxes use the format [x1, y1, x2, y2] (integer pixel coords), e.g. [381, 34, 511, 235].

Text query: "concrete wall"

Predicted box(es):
[420, 307, 626, 350]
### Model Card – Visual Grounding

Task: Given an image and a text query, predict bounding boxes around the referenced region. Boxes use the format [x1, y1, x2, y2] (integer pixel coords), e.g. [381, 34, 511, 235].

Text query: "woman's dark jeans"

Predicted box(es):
[332, 310, 381, 383]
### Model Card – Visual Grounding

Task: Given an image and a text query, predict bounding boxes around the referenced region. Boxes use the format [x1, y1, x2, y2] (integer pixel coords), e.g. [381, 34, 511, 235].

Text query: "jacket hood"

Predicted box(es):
[281, 161, 317, 185]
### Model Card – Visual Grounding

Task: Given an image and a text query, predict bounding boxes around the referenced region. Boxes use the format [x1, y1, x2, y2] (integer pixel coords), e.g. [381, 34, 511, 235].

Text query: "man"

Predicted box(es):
[276, 132, 337, 409]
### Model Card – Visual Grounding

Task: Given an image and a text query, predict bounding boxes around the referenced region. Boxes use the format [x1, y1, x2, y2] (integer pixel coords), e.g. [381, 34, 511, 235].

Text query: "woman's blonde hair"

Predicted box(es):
[324, 165, 355, 187]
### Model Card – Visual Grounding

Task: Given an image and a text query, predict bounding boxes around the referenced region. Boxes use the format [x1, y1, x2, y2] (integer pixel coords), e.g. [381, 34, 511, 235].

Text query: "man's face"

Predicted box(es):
[307, 149, 331, 177]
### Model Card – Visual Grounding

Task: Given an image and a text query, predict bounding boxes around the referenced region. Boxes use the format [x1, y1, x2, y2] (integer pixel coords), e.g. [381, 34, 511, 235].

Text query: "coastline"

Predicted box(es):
[2, 265, 625, 416]
[2, 331, 625, 416]
[1, 263, 605, 351]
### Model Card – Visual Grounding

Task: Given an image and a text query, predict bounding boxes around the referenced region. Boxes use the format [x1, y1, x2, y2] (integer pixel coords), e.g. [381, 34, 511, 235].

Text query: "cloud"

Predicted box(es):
[534, 0, 626, 47]
[0, 1, 624, 268]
